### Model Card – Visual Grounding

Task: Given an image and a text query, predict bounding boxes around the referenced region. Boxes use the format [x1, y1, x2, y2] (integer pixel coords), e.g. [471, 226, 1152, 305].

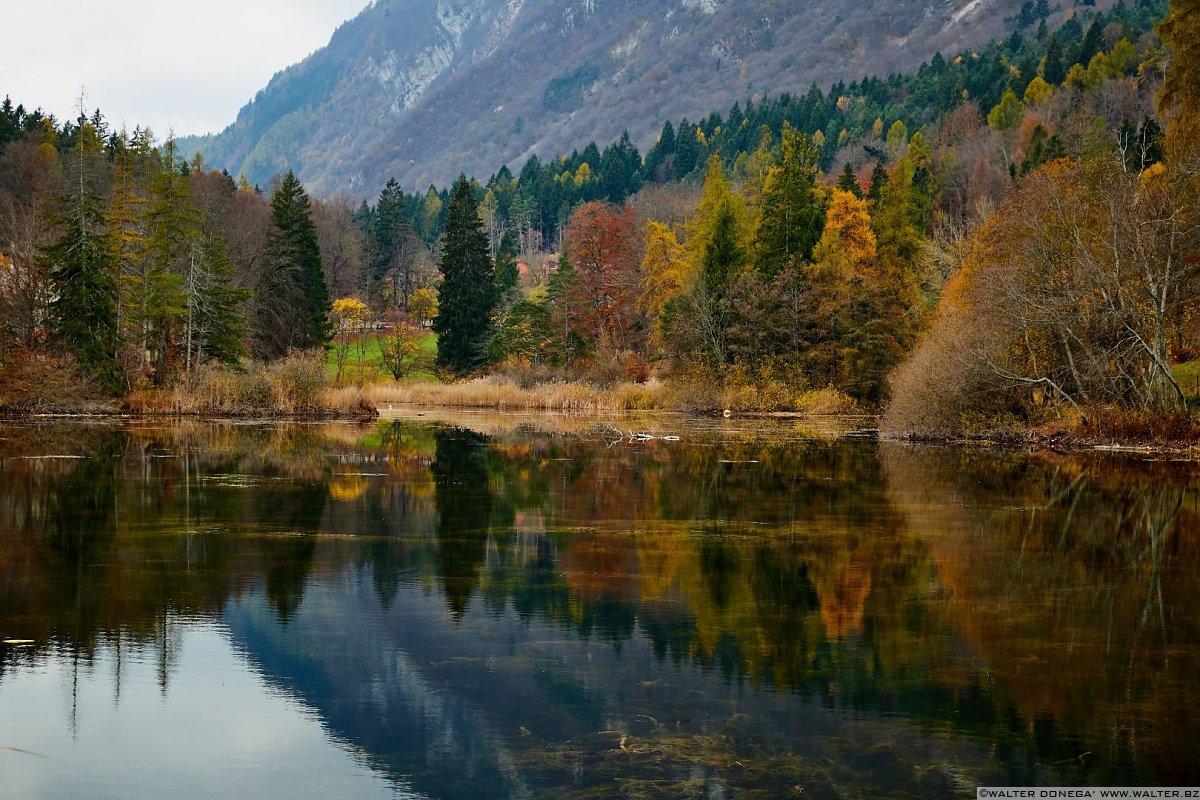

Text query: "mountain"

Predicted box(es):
[181, 0, 1038, 197]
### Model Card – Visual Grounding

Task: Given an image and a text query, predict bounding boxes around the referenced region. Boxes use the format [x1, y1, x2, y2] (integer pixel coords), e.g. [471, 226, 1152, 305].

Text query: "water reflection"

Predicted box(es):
[0, 418, 1197, 798]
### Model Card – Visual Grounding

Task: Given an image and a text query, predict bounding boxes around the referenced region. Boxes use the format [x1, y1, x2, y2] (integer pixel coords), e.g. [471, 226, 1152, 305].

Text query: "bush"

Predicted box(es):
[0, 351, 108, 412]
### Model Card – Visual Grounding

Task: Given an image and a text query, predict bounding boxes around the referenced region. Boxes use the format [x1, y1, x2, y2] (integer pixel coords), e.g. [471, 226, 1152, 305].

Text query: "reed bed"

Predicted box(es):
[124, 355, 375, 417]
[365, 375, 666, 412]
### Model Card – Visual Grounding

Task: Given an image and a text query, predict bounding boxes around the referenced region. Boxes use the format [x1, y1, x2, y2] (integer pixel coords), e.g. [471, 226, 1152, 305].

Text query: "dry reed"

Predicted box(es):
[366, 375, 666, 412]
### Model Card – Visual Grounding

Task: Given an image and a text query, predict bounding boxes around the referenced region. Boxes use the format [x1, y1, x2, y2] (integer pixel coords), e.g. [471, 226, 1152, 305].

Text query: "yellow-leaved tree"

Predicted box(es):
[331, 297, 370, 384]
[638, 221, 689, 340]
[805, 189, 877, 392]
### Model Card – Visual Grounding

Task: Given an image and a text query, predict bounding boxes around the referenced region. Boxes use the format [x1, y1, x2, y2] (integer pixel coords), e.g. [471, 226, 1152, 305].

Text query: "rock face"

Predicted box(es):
[181, 0, 1029, 197]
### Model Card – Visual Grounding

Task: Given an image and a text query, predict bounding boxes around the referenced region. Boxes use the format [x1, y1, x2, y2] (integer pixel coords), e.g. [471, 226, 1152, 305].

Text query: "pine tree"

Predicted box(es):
[599, 130, 644, 202]
[434, 175, 496, 374]
[107, 132, 147, 372]
[43, 119, 120, 390]
[254, 171, 330, 358]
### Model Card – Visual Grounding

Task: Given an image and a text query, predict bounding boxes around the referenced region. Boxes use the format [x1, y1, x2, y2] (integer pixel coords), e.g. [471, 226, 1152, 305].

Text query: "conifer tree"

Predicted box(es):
[107, 131, 148, 371]
[546, 253, 584, 366]
[185, 221, 249, 374]
[494, 230, 520, 301]
[755, 123, 825, 276]
[1043, 34, 1066, 84]
[867, 162, 889, 205]
[434, 175, 496, 374]
[254, 171, 330, 358]
[837, 161, 863, 197]
[44, 118, 120, 390]
[141, 138, 196, 381]
[370, 177, 419, 309]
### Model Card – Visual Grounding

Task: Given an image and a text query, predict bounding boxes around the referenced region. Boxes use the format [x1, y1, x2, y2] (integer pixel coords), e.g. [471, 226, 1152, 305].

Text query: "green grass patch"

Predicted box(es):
[1172, 359, 1200, 397]
[327, 332, 438, 382]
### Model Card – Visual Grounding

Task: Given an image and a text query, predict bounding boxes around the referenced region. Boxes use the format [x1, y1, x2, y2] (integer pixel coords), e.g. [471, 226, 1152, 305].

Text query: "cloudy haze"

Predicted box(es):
[0, 0, 370, 137]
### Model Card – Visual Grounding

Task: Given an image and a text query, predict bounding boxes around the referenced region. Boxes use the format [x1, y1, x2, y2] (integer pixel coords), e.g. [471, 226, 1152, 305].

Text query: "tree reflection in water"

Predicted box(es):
[0, 418, 1196, 797]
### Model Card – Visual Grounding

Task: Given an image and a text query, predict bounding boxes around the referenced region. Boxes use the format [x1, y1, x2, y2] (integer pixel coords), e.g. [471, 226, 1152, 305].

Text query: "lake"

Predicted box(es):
[0, 413, 1197, 799]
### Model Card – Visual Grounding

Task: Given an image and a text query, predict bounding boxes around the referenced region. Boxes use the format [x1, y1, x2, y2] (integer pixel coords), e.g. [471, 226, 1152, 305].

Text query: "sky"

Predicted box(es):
[0, 0, 370, 137]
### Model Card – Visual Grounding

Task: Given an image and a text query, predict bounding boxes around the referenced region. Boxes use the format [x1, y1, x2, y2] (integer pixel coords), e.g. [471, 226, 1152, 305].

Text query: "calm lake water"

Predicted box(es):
[0, 413, 1197, 799]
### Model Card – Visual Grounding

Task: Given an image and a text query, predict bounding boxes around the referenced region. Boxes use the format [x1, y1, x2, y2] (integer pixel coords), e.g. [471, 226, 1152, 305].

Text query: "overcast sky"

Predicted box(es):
[0, 0, 370, 137]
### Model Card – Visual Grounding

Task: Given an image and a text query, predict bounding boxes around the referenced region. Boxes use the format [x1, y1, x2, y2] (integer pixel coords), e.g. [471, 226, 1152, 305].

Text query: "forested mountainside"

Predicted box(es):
[3, 0, 1193, 437]
[179, 0, 1051, 196]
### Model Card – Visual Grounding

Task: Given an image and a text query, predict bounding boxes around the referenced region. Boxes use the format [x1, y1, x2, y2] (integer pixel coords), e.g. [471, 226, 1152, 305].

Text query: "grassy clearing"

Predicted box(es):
[327, 332, 438, 382]
[1173, 359, 1200, 398]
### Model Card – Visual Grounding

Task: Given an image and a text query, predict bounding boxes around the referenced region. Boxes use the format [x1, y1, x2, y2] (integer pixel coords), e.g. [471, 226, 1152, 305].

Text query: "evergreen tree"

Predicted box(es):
[702, 200, 746, 301]
[1074, 19, 1105, 67]
[837, 161, 863, 197]
[370, 177, 419, 310]
[546, 253, 585, 366]
[867, 162, 889, 204]
[1043, 34, 1066, 84]
[643, 120, 677, 182]
[140, 138, 196, 382]
[44, 119, 120, 390]
[755, 123, 825, 276]
[434, 175, 496, 374]
[254, 171, 330, 358]
[674, 120, 700, 179]
[599, 130, 644, 202]
[494, 230, 520, 300]
[186, 229, 248, 370]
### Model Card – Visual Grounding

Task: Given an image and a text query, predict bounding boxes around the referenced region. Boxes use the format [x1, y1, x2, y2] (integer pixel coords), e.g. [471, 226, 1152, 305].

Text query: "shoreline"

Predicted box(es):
[3, 399, 1198, 458]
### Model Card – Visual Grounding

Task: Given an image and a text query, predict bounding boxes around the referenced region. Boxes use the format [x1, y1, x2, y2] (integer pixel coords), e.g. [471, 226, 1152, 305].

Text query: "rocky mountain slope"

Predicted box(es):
[182, 0, 1036, 196]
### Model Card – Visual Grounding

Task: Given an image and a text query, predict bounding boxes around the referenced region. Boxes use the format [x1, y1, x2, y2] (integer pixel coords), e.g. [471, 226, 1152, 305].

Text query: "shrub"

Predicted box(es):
[0, 351, 108, 412]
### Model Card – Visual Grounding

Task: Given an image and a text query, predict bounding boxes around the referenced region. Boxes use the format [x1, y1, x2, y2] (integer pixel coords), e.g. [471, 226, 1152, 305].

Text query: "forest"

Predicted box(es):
[1, 0, 1197, 436]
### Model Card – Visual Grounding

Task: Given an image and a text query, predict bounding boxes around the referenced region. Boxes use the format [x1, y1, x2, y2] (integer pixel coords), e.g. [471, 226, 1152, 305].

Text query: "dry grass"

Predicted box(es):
[794, 386, 859, 415]
[0, 353, 112, 413]
[124, 354, 375, 418]
[366, 375, 667, 412]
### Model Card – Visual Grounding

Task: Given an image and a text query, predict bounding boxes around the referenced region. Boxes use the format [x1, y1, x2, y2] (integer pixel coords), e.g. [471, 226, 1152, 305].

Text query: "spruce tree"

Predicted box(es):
[254, 171, 330, 358]
[494, 230, 520, 300]
[1043, 35, 1066, 84]
[434, 175, 496, 374]
[44, 119, 120, 391]
[187, 226, 249, 372]
[867, 162, 889, 204]
[837, 161, 863, 197]
[755, 123, 825, 276]
[370, 177, 419, 309]
[141, 138, 196, 382]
